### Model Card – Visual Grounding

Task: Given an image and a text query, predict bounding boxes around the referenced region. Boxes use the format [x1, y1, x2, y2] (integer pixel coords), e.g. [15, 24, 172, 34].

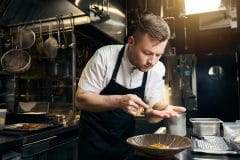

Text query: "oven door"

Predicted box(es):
[20, 136, 78, 160]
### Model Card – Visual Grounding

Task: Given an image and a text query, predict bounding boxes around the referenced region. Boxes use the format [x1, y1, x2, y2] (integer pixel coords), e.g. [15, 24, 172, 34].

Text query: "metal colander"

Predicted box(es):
[1, 49, 31, 73]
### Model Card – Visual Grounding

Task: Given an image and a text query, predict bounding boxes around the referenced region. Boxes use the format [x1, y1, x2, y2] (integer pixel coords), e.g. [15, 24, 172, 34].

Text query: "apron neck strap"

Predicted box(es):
[112, 45, 148, 89]
[112, 46, 125, 80]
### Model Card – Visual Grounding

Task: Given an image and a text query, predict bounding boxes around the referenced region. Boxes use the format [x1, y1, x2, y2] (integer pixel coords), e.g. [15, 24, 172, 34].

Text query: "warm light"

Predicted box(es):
[184, 0, 223, 15]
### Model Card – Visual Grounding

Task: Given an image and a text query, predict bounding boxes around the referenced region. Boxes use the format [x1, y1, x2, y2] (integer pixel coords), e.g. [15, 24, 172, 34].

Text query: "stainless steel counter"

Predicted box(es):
[126, 150, 240, 160]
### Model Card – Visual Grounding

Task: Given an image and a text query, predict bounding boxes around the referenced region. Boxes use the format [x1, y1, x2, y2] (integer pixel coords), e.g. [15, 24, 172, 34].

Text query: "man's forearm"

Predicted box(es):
[76, 90, 122, 112]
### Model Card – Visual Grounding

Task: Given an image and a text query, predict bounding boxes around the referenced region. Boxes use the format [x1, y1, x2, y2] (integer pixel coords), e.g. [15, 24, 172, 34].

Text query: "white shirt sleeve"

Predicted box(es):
[144, 62, 166, 107]
[78, 47, 107, 93]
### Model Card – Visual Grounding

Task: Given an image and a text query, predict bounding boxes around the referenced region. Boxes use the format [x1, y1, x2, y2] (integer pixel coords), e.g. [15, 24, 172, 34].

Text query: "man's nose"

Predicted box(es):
[147, 56, 156, 65]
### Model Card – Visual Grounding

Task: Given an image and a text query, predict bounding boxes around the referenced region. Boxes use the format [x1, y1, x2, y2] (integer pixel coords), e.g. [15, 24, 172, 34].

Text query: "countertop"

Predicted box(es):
[0, 123, 79, 155]
[1, 120, 240, 160]
[126, 149, 240, 160]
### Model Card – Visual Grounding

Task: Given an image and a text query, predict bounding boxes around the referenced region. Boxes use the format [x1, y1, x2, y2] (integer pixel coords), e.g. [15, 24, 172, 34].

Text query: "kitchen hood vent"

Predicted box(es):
[0, 0, 90, 27]
[0, 0, 126, 43]
[70, 0, 126, 43]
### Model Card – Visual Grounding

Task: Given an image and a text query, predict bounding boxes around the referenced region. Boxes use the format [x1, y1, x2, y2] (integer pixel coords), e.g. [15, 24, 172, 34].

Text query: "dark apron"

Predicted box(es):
[78, 46, 148, 160]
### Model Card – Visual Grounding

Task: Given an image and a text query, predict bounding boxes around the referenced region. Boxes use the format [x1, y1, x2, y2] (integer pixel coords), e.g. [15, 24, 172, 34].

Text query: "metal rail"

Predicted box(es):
[7, 14, 90, 36]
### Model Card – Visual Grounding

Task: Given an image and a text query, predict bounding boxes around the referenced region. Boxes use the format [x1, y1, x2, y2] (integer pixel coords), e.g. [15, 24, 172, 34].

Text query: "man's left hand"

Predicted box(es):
[145, 105, 186, 123]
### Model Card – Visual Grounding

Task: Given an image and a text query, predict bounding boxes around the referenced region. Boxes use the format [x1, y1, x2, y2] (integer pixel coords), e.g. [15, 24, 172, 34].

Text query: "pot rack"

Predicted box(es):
[7, 14, 90, 36]
[2, 13, 80, 119]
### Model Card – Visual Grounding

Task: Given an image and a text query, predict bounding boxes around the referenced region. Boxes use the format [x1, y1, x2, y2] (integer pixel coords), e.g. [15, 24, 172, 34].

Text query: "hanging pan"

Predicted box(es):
[1, 28, 31, 73]
[16, 26, 36, 49]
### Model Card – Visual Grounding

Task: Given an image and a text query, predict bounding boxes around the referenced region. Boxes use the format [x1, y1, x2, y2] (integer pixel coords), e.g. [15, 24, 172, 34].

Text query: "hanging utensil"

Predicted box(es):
[43, 23, 58, 59]
[1, 27, 31, 73]
[35, 21, 44, 55]
[56, 15, 61, 49]
[16, 26, 36, 49]
[60, 15, 68, 49]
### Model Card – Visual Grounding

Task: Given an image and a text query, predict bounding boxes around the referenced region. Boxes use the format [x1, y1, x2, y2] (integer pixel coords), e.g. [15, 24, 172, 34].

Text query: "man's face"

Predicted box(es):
[127, 33, 168, 72]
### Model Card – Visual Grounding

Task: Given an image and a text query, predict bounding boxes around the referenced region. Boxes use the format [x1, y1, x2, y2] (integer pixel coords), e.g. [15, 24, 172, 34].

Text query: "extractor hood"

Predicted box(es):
[0, 0, 126, 43]
[0, 0, 90, 27]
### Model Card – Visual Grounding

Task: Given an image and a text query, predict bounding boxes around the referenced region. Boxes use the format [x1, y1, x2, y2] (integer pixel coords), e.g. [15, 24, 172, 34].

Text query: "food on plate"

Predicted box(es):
[16, 123, 41, 129]
[149, 143, 170, 149]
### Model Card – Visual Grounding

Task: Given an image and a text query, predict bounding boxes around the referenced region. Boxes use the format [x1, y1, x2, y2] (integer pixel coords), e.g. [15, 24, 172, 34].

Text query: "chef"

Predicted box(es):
[75, 13, 186, 160]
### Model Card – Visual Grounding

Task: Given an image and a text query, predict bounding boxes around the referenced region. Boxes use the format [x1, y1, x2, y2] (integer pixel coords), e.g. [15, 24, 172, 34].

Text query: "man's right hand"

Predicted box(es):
[119, 94, 149, 116]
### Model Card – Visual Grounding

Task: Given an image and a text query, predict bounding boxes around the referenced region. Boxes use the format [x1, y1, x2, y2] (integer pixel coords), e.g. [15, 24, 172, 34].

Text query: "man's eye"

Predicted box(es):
[143, 51, 151, 55]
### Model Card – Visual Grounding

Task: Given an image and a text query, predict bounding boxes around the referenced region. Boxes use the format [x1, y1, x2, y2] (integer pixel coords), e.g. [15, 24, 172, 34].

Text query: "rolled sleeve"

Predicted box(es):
[78, 49, 107, 93]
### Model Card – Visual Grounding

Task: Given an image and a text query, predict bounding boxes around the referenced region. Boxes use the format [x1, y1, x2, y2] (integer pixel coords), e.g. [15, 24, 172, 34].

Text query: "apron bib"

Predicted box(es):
[78, 46, 148, 160]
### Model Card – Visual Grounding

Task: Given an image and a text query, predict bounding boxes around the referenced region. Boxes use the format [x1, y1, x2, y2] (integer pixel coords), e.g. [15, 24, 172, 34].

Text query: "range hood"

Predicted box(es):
[0, 0, 90, 27]
[70, 0, 126, 43]
[0, 0, 126, 43]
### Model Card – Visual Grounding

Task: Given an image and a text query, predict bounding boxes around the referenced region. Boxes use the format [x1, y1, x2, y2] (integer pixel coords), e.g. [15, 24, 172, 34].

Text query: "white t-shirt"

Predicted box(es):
[78, 44, 166, 107]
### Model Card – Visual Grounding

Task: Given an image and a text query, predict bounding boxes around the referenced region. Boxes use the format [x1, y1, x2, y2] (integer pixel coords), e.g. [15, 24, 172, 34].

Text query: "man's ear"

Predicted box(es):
[127, 36, 135, 47]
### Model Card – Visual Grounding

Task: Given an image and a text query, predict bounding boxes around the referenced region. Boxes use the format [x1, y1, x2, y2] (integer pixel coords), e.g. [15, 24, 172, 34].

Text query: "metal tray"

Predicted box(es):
[17, 112, 47, 115]
[190, 118, 223, 136]
[4, 123, 51, 131]
[190, 118, 223, 123]
[192, 136, 239, 155]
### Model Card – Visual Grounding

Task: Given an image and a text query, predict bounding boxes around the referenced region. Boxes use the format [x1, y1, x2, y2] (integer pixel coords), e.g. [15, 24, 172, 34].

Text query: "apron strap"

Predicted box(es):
[112, 46, 125, 80]
[141, 72, 148, 88]
[112, 45, 148, 88]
